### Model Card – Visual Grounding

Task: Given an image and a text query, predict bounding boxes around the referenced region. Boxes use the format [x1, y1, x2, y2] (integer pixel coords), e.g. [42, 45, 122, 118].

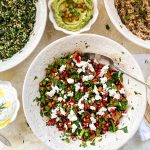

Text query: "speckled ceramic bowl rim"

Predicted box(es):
[48, 0, 99, 35]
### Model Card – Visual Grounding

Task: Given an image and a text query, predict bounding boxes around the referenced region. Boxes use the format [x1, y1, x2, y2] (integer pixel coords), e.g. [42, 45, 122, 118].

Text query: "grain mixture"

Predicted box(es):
[115, 0, 150, 40]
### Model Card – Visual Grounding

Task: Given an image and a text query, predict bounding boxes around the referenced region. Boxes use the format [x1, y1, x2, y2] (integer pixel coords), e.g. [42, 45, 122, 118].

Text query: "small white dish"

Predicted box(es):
[23, 34, 146, 150]
[0, 0, 47, 72]
[0, 81, 20, 129]
[48, 0, 99, 35]
[104, 0, 150, 49]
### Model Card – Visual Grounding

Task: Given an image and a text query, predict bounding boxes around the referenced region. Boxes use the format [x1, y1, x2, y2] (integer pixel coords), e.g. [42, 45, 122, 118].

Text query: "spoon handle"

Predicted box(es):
[0, 134, 11, 147]
[114, 64, 150, 89]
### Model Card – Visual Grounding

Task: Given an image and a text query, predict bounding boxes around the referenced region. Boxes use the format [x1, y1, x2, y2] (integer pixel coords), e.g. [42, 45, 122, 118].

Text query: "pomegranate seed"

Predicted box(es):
[103, 127, 107, 131]
[110, 108, 115, 113]
[81, 138, 84, 141]
[89, 102, 94, 106]
[115, 121, 120, 126]
[71, 135, 75, 140]
[90, 130, 95, 134]
[99, 64, 103, 69]
[102, 130, 106, 134]
[80, 83, 83, 87]
[47, 118, 56, 126]
[65, 82, 68, 85]
[93, 78, 97, 82]
[76, 57, 81, 63]
[123, 110, 127, 114]
[80, 89, 84, 93]
[96, 125, 100, 128]
[86, 115, 90, 119]
[104, 123, 109, 127]
[70, 98, 75, 103]
[89, 72, 94, 75]
[73, 66, 77, 70]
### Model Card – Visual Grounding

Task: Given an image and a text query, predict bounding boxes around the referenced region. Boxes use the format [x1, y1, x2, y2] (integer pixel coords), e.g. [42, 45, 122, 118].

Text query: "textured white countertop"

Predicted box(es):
[0, 0, 150, 150]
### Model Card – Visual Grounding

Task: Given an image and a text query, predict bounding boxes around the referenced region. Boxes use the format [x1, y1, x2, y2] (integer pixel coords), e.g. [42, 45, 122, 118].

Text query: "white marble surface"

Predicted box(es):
[0, 0, 150, 150]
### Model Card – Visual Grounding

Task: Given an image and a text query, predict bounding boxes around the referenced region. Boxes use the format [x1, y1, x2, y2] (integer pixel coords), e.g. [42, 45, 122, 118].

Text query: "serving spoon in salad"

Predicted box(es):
[84, 53, 150, 89]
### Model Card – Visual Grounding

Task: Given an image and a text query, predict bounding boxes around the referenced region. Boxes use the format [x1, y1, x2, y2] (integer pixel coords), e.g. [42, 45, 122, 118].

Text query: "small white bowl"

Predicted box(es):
[104, 0, 150, 49]
[0, 0, 47, 72]
[0, 81, 20, 129]
[48, 0, 99, 34]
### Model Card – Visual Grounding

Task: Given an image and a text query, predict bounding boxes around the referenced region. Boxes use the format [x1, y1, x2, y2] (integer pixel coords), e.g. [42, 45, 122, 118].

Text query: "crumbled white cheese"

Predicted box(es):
[89, 123, 96, 131]
[93, 85, 99, 95]
[88, 63, 95, 72]
[79, 122, 83, 129]
[64, 94, 67, 99]
[88, 75, 94, 80]
[90, 116, 96, 124]
[59, 65, 66, 72]
[91, 97, 95, 102]
[72, 124, 77, 133]
[107, 107, 116, 112]
[77, 68, 82, 74]
[103, 83, 108, 91]
[61, 90, 65, 94]
[96, 107, 107, 116]
[64, 124, 68, 130]
[58, 97, 63, 102]
[67, 91, 74, 97]
[75, 83, 80, 92]
[82, 75, 89, 82]
[120, 88, 125, 94]
[60, 107, 66, 116]
[68, 110, 77, 122]
[46, 90, 55, 97]
[67, 78, 74, 84]
[90, 106, 96, 110]
[109, 89, 117, 97]
[95, 94, 102, 100]
[99, 65, 109, 77]
[114, 92, 120, 99]
[51, 107, 59, 119]
[78, 110, 84, 115]
[100, 77, 107, 84]
[78, 99, 84, 110]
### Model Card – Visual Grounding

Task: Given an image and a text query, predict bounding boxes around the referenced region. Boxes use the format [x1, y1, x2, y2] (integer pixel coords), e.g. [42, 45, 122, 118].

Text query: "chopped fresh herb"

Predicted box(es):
[134, 91, 141, 95]
[34, 76, 38, 80]
[145, 60, 149, 64]
[65, 138, 70, 143]
[131, 107, 134, 110]
[105, 24, 110, 30]
[81, 141, 87, 148]
[90, 139, 96, 146]
[120, 126, 128, 133]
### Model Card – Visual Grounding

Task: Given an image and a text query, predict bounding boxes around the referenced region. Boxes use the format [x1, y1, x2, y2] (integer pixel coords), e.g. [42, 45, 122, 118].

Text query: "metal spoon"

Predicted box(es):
[0, 134, 11, 147]
[84, 53, 150, 89]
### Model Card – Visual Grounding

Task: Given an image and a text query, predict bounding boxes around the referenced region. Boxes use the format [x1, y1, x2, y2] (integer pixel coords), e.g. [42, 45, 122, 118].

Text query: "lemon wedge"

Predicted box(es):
[0, 88, 4, 97]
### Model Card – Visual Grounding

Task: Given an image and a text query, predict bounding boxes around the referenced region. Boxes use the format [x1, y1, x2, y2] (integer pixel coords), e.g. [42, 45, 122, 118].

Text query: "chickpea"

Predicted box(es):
[77, 4, 81, 8]
[62, 9, 67, 13]
[48, 102, 52, 108]
[66, 4, 69, 8]
[68, 13, 73, 17]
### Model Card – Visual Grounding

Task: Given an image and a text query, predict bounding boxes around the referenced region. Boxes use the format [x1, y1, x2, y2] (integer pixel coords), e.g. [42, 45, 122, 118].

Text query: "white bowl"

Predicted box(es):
[48, 0, 98, 34]
[104, 0, 150, 49]
[0, 81, 20, 129]
[23, 34, 146, 150]
[0, 0, 47, 72]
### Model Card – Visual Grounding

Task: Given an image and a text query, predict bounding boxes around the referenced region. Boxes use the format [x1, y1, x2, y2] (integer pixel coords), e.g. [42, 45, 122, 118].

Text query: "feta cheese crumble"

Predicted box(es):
[67, 78, 74, 84]
[97, 107, 107, 116]
[72, 124, 77, 133]
[68, 110, 77, 122]
[59, 65, 66, 72]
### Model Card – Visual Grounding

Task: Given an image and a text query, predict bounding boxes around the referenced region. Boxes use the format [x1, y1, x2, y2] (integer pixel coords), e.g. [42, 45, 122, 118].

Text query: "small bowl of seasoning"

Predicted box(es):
[0, 81, 20, 129]
[48, 0, 99, 34]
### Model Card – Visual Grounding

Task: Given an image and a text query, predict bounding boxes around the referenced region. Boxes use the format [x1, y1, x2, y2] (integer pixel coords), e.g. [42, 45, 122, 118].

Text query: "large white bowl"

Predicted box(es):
[0, 0, 47, 72]
[23, 34, 146, 150]
[104, 0, 150, 49]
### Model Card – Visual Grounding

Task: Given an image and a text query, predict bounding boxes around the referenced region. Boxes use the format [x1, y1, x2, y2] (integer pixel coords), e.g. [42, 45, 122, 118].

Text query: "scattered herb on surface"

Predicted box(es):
[134, 91, 141, 95]
[120, 126, 128, 133]
[105, 24, 110, 30]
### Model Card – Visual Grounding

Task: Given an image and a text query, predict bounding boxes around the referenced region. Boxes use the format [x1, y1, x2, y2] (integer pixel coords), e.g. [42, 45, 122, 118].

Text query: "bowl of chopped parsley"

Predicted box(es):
[0, 0, 47, 72]
[23, 34, 146, 150]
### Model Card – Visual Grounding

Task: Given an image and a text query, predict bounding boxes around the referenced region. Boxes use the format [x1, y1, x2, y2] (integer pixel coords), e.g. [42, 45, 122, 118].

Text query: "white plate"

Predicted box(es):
[104, 0, 150, 49]
[23, 34, 146, 150]
[0, 0, 47, 72]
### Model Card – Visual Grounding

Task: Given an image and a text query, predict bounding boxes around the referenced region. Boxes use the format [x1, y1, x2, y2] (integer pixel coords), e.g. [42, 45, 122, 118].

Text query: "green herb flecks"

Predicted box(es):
[120, 126, 128, 133]
[0, 0, 37, 60]
[0, 103, 6, 112]
[134, 91, 141, 95]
